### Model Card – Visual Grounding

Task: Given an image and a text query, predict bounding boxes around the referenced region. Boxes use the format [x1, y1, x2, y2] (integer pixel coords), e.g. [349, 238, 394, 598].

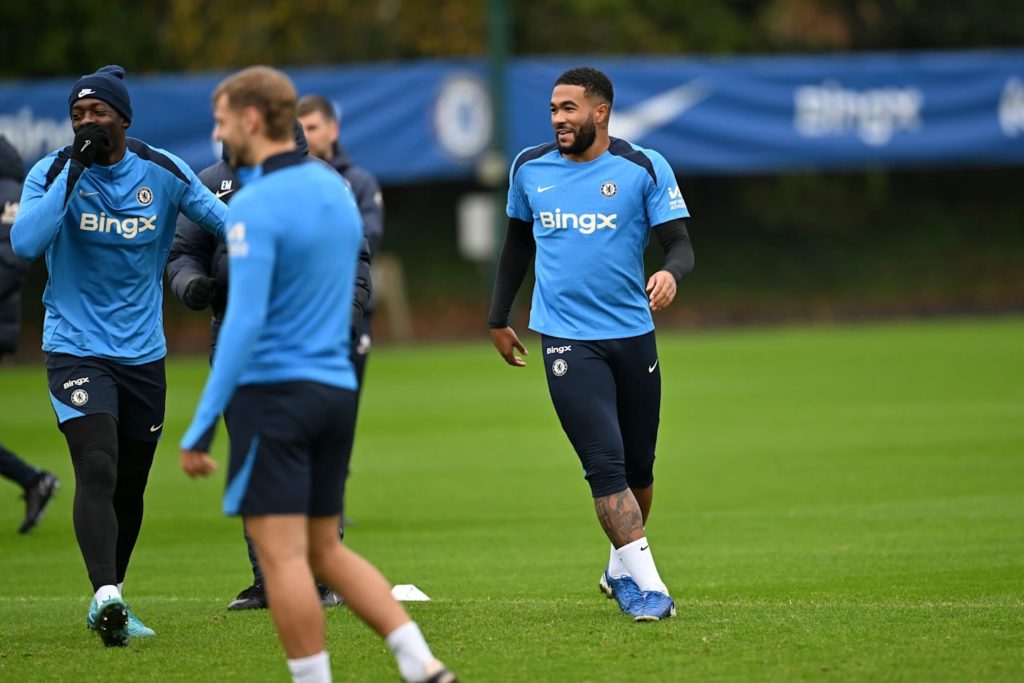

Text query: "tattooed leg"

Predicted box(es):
[631, 484, 653, 525]
[594, 488, 645, 548]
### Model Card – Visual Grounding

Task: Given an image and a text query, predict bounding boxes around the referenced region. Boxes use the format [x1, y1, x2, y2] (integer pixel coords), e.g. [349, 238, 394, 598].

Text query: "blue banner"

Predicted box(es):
[1, 51, 1022, 181]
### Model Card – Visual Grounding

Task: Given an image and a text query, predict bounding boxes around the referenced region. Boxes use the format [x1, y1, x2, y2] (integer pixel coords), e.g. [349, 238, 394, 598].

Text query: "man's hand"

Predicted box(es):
[646, 270, 677, 311]
[71, 123, 111, 168]
[490, 327, 528, 367]
[181, 448, 218, 478]
[183, 275, 216, 311]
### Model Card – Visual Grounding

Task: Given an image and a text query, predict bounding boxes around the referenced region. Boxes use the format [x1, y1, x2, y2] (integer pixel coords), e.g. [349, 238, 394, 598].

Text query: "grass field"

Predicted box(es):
[1, 318, 1022, 682]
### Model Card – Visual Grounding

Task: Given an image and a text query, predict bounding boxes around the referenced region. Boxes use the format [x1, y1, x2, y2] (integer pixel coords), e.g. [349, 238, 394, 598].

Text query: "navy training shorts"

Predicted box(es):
[46, 352, 166, 442]
[222, 381, 357, 517]
[541, 331, 662, 498]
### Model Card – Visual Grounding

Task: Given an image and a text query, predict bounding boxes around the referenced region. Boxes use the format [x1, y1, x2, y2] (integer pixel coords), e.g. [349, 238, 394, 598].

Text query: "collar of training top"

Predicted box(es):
[262, 148, 307, 175]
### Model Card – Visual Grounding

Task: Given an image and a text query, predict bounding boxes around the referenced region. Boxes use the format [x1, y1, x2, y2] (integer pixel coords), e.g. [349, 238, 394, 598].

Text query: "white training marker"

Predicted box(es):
[391, 584, 431, 601]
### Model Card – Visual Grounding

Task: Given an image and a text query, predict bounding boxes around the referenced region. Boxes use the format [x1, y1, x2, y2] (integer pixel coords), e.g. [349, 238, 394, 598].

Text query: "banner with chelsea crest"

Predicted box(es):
[1, 50, 1022, 181]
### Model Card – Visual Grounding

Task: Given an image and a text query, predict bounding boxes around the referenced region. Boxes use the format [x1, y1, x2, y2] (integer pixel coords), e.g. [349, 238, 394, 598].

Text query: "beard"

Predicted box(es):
[555, 115, 597, 155]
[224, 142, 251, 170]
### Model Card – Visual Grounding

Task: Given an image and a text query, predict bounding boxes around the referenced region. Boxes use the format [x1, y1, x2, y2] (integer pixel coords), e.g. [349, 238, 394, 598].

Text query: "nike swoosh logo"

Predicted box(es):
[149, 423, 163, 432]
[537, 185, 556, 193]
[80, 140, 92, 152]
[640, 545, 649, 551]
[78, 190, 99, 198]
[215, 189, 234, 199]
[609, 81, 711, 141]
[648, 360, 658, 373]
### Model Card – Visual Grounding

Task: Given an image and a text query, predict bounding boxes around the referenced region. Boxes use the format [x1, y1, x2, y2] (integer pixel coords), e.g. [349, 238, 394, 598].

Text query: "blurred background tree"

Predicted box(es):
[4, 0, 1024, 76]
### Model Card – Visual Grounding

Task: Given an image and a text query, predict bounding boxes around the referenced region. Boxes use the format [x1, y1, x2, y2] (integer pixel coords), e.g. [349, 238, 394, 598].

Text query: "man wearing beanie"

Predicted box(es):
[11, 65, 228, 647]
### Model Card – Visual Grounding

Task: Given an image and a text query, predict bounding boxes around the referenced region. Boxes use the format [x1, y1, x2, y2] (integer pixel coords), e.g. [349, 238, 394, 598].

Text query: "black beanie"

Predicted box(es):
[69, 65, 132, 122]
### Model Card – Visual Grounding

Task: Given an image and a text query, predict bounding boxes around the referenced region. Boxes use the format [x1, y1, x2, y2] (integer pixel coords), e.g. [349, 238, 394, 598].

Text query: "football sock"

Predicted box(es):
[287, 651, 331, 683]
[386, 621, 435, 682]
[616, 537, 668, 594]
[95, 584, 121, 604]
[608, 542, 629, 578]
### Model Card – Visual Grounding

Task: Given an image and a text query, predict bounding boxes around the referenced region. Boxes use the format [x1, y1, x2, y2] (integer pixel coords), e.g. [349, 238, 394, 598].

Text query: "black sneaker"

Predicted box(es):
[227, 583, 267, 611]
[317, 582, 344, 608]
[19, 471, 59, 534]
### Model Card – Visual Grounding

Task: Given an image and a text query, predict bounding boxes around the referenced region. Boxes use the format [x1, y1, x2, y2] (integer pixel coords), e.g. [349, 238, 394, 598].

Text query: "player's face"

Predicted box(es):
[213, 94, 252, 169]
[70, 99, 127, 164]
[551, 84, 600, 156]
[299, 112, 338, 161]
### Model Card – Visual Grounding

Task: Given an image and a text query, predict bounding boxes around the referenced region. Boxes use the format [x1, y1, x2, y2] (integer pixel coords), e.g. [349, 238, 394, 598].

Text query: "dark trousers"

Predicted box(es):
[0, 443, 39, 489]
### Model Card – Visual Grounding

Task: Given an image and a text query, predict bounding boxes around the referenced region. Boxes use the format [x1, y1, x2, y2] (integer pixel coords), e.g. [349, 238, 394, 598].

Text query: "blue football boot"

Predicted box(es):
[125, 605, 156, 638]
[599, 570, 644, 613]
[631, 590, 677, 622]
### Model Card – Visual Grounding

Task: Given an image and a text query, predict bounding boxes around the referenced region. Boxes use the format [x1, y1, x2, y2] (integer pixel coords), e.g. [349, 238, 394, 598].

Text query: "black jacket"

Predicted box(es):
[329, 141, 384, 258]
[0, 135, 29, 355]
[167, 133, 372, 347]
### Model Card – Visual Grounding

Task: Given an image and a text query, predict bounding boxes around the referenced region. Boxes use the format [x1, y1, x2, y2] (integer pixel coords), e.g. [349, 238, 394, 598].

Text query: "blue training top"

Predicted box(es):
[181, 149, 363, 451]
[507, 137, 689, 341]
[12, 139, 227, 363]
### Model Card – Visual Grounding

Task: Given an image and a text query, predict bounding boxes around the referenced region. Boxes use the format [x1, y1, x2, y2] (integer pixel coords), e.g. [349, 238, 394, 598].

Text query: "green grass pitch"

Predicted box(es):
[0, 318, 1021, 682]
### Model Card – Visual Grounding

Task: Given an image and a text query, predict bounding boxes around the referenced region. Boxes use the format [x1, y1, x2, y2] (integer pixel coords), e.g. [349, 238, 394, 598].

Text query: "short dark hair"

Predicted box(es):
[555, 67, 614, 107]
[297, 94, 338, 122]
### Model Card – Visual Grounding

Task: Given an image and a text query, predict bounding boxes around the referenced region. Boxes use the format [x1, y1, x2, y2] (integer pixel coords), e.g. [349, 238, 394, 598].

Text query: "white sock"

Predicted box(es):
[607, 543, 629, 578]
[385, 621, 435, 682]
[287, 651, 331, 683]
[615, 537, 668, 594]
[94, 584, 121, 604]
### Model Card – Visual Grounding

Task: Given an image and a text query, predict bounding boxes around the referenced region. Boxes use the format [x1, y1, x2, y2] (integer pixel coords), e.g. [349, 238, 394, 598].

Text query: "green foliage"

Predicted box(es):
[2, 0, 1024, 77]
[1, 320, 1022, 681]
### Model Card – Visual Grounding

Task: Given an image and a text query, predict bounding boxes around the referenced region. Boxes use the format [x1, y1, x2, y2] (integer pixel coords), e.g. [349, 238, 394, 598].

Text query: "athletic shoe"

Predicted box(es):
[87, 597, 129, 646]
[317, 582, 344, 608]
[227, 583, 267, 610]
[631, 590, 676, 622]
[18, 471, 59, 534]
[408, 658, 457, 683]
[126, 605, 156, 637]
[88, 598, 156, 638]
[599, 570, 643, 613]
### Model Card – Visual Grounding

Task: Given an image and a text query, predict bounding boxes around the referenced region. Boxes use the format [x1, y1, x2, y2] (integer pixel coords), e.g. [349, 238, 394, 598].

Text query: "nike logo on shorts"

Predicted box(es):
[648, 360, 659, 373]
[149, 423, 163, 432]
[537, 185, 556, 193]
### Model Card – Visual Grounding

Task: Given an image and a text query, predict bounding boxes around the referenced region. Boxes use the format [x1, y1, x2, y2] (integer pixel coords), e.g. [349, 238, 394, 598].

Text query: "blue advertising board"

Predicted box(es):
[1, 51, 1022, 181]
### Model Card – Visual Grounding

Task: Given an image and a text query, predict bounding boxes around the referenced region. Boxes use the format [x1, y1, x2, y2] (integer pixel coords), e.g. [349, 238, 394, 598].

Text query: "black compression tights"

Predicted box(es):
[114, 435, 156, 583]
[61, 416, 157, 591]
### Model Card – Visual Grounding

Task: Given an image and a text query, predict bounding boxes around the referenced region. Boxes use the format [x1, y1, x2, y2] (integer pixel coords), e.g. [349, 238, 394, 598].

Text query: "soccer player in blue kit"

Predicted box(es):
[179, 66, 454, 683]
[488, 67, 694, 622]
[11, 65, 227, 645]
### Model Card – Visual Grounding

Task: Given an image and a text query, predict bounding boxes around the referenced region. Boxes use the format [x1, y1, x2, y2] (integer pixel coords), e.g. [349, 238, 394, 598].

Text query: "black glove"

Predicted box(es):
[183, 275, 216, 311]
[350, 303, 363, 344]
[70, 123, 111, 168]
